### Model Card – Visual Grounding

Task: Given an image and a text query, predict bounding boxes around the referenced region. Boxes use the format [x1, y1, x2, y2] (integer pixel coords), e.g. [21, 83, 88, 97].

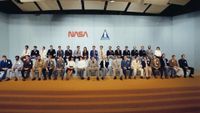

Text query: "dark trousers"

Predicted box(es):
[0, 69, 7, 80]
[168, 68, 176, 78]
[43, 68, 54, 79]
[160, 67, 170, 78]
[122, 69, 133, 78]
[152, 68, 161, 78]
[182, 67, 194, 77]
[21, 69, 30, 79]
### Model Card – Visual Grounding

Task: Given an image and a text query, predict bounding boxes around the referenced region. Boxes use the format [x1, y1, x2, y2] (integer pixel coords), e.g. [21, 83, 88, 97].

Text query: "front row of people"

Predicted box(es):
[0, 53, 194, 82]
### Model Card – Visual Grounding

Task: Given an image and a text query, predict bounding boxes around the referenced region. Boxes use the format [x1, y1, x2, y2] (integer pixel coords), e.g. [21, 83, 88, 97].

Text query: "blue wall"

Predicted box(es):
[0, 11, 199, 72]
[0, 13, 9, 57]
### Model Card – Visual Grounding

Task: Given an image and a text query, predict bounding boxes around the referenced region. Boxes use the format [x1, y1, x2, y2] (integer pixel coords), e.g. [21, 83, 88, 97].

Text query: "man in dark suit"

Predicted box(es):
[64, 45, 73, 62]
[131, 46, 138, 57]
[31, 46, 40, 59]
[57, 46, 64, 58]
[99, 56, 109, 80]
[115, 46, 122, 58]
[160, 53, 170, 79]
[90, 46, 98, 60]
[106, 46, 115, 59]
[0, 55, 12, 82]
[178, 54, 194, 78]
[139, 46, 146, 57]
[21, 55, 33, 81]
[47, 45, 56, 59]
[123, 46, 130, 57]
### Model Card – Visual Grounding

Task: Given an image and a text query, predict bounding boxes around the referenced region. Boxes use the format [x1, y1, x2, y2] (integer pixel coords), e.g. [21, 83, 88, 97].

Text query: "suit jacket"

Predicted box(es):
[131, 50, 138, 57]
[106, 50, 114, 56]
[45, 59, 55, 70]
[139, 50, 146, 57]
[90, 50, 98, 60]
[82, 50, 89, 59]
[22, 60, 33, 69]
[178, 59, 188, 68]
[0, 59, 12, 70]
[123, 50, 130, 56]
[115, 49, 122, 56]
[31, 50, 40, 58]
[65, 49, 73, 58]
[169, 59, 178, 67]
[47, 49, 56, 58]
[121, 60, 131, 70]
[141, 57, 151, 68]
[99, 60, 109, 69]
[160, 58, 169, 68]
[57, 50, 64, 58]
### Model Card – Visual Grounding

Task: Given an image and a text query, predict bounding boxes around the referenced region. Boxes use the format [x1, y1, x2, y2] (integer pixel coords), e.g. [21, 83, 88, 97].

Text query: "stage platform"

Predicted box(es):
[0, 76, 200, 113]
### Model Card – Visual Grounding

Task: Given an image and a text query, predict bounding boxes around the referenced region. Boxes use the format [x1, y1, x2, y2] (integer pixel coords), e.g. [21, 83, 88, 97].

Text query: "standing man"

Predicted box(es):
[40, 46, 47, 60]
[178, 54, 194, 78]
[90, 46, 98, 61]
[0, 55, 12, 82]
[31, 46, 40, 59]
[123, 46, 130, 57]
[115, 46, 122, 58]
[131, 46, 139, 57]
[146, 45, 154, 59]
[160, 53, 170, 79]
[139, 46, 146, 57]
[22, 45, 31, 58]
[47, 45, 56, 59]
[106, 46, 115, 59]
[57, 46, 64, 58]
[74, 46, 82, 60]
[64, 45, 73, 62]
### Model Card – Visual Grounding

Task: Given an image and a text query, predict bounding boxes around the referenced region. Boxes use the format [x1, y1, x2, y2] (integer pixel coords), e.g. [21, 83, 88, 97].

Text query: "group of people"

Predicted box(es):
[0, 45, 195, 82]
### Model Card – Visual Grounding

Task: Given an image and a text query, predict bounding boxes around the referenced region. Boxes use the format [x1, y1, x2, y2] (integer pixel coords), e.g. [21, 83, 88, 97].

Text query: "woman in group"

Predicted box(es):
[82, 47, 89, 60]
[65, 57, 76, 80]
[141, 55, 152, 79]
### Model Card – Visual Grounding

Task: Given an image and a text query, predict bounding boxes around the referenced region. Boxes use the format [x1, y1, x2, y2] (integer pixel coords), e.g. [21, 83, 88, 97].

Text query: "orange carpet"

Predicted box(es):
[0, 76, 200, 113]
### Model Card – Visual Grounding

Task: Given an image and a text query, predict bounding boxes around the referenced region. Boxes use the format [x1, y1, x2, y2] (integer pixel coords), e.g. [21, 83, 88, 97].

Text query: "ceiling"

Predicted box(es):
[0, 0, 200, 16]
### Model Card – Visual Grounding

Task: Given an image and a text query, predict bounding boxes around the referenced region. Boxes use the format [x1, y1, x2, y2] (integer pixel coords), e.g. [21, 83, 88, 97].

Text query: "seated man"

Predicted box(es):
[43, 55, 55, 80]
[31, 55, 45, 81]
[141, 55, 152, 79]
[121, 56, 132, 79]
[77, 57, 87, 80]
[21, 55, 33, 81]
[131, 56, 144, 79]
[6, 56, 23, 81]
[169, 55, 184, 78]
[178, 54, 194, 78]
[54, 55, 65, 80]
[86, 57, 99, 80]
[0, 55, 12, 82]
[99, 56, 109, 80]
[160, 53, 170, 79]
[65, 57, 76, 80]
[151, 55, 161, 78]
[112, 56, 123, 80]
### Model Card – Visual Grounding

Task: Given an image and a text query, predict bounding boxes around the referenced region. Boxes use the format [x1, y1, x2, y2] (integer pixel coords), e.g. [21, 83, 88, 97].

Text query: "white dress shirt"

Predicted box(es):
[154, 50, 162, 57]
[22, 49, 31, 57]
[77, 60, 87, 69]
